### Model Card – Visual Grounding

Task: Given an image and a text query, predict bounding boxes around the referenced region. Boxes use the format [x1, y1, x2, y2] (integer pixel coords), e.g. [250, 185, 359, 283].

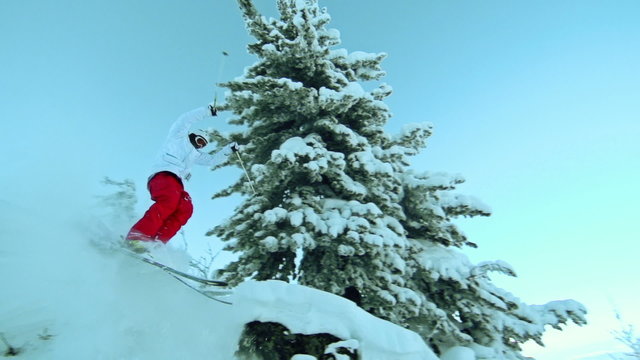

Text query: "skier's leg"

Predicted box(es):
[154, 191, 194, 242]
[127, 173, 182, 240]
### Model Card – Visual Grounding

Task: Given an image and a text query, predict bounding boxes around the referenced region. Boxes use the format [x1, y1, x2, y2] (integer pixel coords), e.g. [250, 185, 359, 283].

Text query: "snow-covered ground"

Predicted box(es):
[1, 203, 238, 358]
[0, 202, 452, 359]
[234, 280, 438, 360]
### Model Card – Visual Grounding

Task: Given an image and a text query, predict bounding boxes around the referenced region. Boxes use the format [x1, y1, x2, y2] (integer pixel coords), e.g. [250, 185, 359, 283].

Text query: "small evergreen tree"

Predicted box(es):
[99, 177, 137, 227]
[613, 312, 640, 359]
[209, 0, 586, 358]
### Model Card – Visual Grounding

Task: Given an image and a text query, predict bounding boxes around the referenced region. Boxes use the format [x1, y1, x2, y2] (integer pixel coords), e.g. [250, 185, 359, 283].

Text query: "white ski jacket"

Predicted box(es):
[150, 107, 232, 182]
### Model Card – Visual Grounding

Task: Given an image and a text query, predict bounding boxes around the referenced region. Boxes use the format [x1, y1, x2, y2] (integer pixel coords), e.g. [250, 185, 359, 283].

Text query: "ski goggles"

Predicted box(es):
[194, 135, 208, 147]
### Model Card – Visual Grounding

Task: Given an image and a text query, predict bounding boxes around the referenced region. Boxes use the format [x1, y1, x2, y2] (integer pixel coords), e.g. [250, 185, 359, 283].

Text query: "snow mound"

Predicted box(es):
[440, 346, 475, 360]
[231, 280, 439, 360]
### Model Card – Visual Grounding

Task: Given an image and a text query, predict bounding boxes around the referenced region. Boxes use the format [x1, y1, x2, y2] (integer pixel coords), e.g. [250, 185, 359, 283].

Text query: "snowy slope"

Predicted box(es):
[0, 204, 448, 359]
[0, 205, 238, 359]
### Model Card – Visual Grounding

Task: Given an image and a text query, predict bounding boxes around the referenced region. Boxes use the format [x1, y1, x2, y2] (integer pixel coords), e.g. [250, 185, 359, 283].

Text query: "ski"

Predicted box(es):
[163, 271, 233, 305]
[119, 247, 229, 287]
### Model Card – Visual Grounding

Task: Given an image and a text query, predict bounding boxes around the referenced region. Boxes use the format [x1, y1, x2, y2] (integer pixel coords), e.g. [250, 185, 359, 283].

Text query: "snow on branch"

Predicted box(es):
[394, 122, 433, 155]
[438, 193, 492, 218]
[470, 260, 517, 279]
[533, 300, 588, 330]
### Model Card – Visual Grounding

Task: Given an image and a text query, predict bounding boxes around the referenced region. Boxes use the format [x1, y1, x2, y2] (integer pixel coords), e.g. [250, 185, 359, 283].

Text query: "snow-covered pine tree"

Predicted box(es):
[210, 0, 417, 319]
[392, 170, 587, 358]
[208, 0, 587, 358]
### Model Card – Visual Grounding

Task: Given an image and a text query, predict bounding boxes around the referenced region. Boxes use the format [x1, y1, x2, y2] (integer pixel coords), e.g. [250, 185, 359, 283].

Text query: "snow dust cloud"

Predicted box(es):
[0, 173, 239, 358]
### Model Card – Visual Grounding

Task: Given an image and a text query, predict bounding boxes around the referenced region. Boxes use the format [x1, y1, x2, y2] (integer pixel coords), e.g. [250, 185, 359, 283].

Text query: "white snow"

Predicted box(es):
[271, 136, 318, 164]
[439, 192, 492, 216]
[0, 202, 451, 360]
[440, 346, 475, 360]
[263, 206, 289, 223]
[261, 235, 279, 251]
[232, 280, 439, 360]
[318, 82, 368, 103]
[349, 150, 395, 175]
[337, 244, 356, 256]
[347, 51, 375, 63]
[326, 339, 360, 359]
[0, 208, 240, 359]
[291, 355, 317, 360]
[416, 242, 474, 283]
[289, 210, 305, 227]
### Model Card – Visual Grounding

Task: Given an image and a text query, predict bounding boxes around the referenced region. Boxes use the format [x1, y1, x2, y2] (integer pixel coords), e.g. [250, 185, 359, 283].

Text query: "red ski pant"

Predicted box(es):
[128, 172, 193, 243]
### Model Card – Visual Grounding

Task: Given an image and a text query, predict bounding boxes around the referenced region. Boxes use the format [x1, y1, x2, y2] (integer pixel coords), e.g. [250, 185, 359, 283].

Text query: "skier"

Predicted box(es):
[125, 104, 238, 252]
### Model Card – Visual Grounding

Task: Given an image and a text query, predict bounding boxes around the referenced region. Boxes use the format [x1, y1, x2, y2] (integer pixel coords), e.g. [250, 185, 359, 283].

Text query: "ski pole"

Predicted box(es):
[235, 150, 257, 195]
[213, 51, 229, 110]
[216, 51, 229, 84]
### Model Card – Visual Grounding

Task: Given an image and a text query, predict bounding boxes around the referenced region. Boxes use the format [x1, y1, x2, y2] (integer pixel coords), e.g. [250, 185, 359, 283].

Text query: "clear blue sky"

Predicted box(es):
[1, 1, 638, 359]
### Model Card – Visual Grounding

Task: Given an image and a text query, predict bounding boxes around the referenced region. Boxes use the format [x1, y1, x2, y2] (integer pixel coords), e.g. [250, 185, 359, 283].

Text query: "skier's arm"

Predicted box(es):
[195, 143, 238, 167]
[167, 107, 212, 139]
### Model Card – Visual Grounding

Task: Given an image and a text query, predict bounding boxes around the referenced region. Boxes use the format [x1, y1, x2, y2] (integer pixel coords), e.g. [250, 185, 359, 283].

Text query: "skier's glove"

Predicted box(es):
[223, 142, 240, 156]
[208, 104, 218, 116]
[230, 142, 240, 153]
